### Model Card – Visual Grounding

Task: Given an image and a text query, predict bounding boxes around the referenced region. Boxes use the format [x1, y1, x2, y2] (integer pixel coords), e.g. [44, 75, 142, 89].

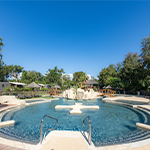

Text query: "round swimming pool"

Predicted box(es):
[1, 98, 150, 146]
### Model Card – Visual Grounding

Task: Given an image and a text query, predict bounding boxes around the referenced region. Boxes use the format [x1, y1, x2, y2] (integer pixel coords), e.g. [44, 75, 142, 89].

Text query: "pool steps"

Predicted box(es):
[136, 123, 150, 130]
[38, 115, 92, 150]
[0, 120, 15, 127]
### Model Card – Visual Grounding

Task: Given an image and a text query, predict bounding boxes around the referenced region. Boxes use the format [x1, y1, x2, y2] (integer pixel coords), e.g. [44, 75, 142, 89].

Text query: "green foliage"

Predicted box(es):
[41, 87, 49, 91]
[14, 87, 32, 92]
[25, 87, 32, 91]
[107, 77, 121, 88]
[10, 65, 24, 82]
[73, 71, 89, 87]
[22, 87, 32, 91]
[2, 34, 150, 93]
[0, 36, 4, 53]
[120, 52, 146, 91]
[98, 49, 149, 92]
[5, 86, 13, 92]
[0, 37, 8, 81]
[61, 74, 72, 88]
[14, 87, 20, 91]
[98, 64, 118, 88]
[34, 80, 38, 84]
[73, 85, 78, 92]
[45, 66, 64, 86]
[140, 35, 150, 72]
[21, 70, 43, 84]
[0, 64, 11, 81]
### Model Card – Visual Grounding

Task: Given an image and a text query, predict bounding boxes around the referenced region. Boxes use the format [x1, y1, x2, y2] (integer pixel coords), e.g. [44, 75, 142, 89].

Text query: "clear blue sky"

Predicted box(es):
[0, 1, 150, 79]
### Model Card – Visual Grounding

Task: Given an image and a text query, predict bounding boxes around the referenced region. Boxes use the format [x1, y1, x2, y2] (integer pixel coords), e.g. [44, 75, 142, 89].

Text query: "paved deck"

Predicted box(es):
[0, 104, 15, 110]
[38, 131, 89, 150]
[103, 96, 150, 103]
[137, 105, 150, 111]
[38, 130, 150, 150]
[0, 143, 25, 150]
[130, 144, 150, 150]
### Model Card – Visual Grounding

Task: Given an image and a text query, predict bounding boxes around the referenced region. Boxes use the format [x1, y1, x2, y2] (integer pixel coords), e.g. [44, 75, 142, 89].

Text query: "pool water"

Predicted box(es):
[1, 98, 150, 146]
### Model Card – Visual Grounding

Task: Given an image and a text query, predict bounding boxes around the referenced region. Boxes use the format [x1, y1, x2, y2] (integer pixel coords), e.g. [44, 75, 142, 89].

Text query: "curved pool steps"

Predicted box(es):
[0, 120, 15, 127]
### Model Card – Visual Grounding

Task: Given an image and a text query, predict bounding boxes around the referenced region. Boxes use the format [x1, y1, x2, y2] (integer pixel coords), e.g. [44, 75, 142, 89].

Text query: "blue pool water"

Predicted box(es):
[1, 98, 150, 146]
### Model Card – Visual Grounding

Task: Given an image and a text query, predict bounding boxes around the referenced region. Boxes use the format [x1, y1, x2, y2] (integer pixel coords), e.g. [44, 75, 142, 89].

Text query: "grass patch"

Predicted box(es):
[18, 96, 57, 100]
[32, 96, 56, 99]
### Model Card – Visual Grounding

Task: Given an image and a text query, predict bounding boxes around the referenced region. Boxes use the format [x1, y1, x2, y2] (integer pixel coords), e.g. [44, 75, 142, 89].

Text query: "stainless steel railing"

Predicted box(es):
[40, 115, 58, 144]
[83, 115, 91, 145]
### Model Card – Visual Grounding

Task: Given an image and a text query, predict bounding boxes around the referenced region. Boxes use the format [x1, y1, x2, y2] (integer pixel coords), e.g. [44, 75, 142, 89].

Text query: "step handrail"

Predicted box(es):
[83, 115, 91, 145]
[40, 115, 58, 144]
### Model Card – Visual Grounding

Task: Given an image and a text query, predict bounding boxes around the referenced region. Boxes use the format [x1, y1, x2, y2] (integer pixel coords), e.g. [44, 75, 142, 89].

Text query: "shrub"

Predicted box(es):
[41, 87, 49, 91]
[5, 87, 13, 92]
[24, 87, 32, 91]
[14, 87, 20, 91]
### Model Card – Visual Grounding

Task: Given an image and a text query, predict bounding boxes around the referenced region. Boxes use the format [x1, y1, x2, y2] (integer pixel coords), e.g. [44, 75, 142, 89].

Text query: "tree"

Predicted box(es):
[10, 65, 24, 82]
[46, 66, 65, 86]
[61, 74, 71, 87]
[0, 37, 7, 81]
[120, 52, 145, 92]
[21, 70, 43, 84]
[0, 37, 4, 53]
[0, 65, 12, 81]
[140, 35, 150, 72]
[98, 64, 118, 88]
[72, 71, 89, 87]
[107, 77, 121, 88]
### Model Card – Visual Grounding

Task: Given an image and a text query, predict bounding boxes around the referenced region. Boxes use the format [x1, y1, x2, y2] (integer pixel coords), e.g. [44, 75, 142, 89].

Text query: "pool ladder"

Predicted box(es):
[40, 115, 91, 145]
[83, 115, 91, 145]
[40, 115, 58, 144]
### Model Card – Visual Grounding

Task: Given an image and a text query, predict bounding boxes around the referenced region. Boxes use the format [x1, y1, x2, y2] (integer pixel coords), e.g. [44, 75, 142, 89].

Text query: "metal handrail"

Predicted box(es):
[83, 116, 91, 145]
[40, 115, 58, 144]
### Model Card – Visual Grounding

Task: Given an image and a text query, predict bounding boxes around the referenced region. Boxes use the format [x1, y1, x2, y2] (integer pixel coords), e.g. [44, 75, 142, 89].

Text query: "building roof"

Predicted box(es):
[106, 85, 112, 89]
[85, 79, 98, 85]
[9, 82, 26, 86]
[39, 84, 46, 86]
[53, 85, 61, 89]
[103, 85, 112, 89]
[26, 82, 40, 88]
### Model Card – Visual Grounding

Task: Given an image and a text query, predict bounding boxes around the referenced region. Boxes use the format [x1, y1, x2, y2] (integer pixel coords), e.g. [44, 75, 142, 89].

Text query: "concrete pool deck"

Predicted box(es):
[1, 131, 150, 150]
[102, 95, 150, 103]
[1, 95, 150, 149]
